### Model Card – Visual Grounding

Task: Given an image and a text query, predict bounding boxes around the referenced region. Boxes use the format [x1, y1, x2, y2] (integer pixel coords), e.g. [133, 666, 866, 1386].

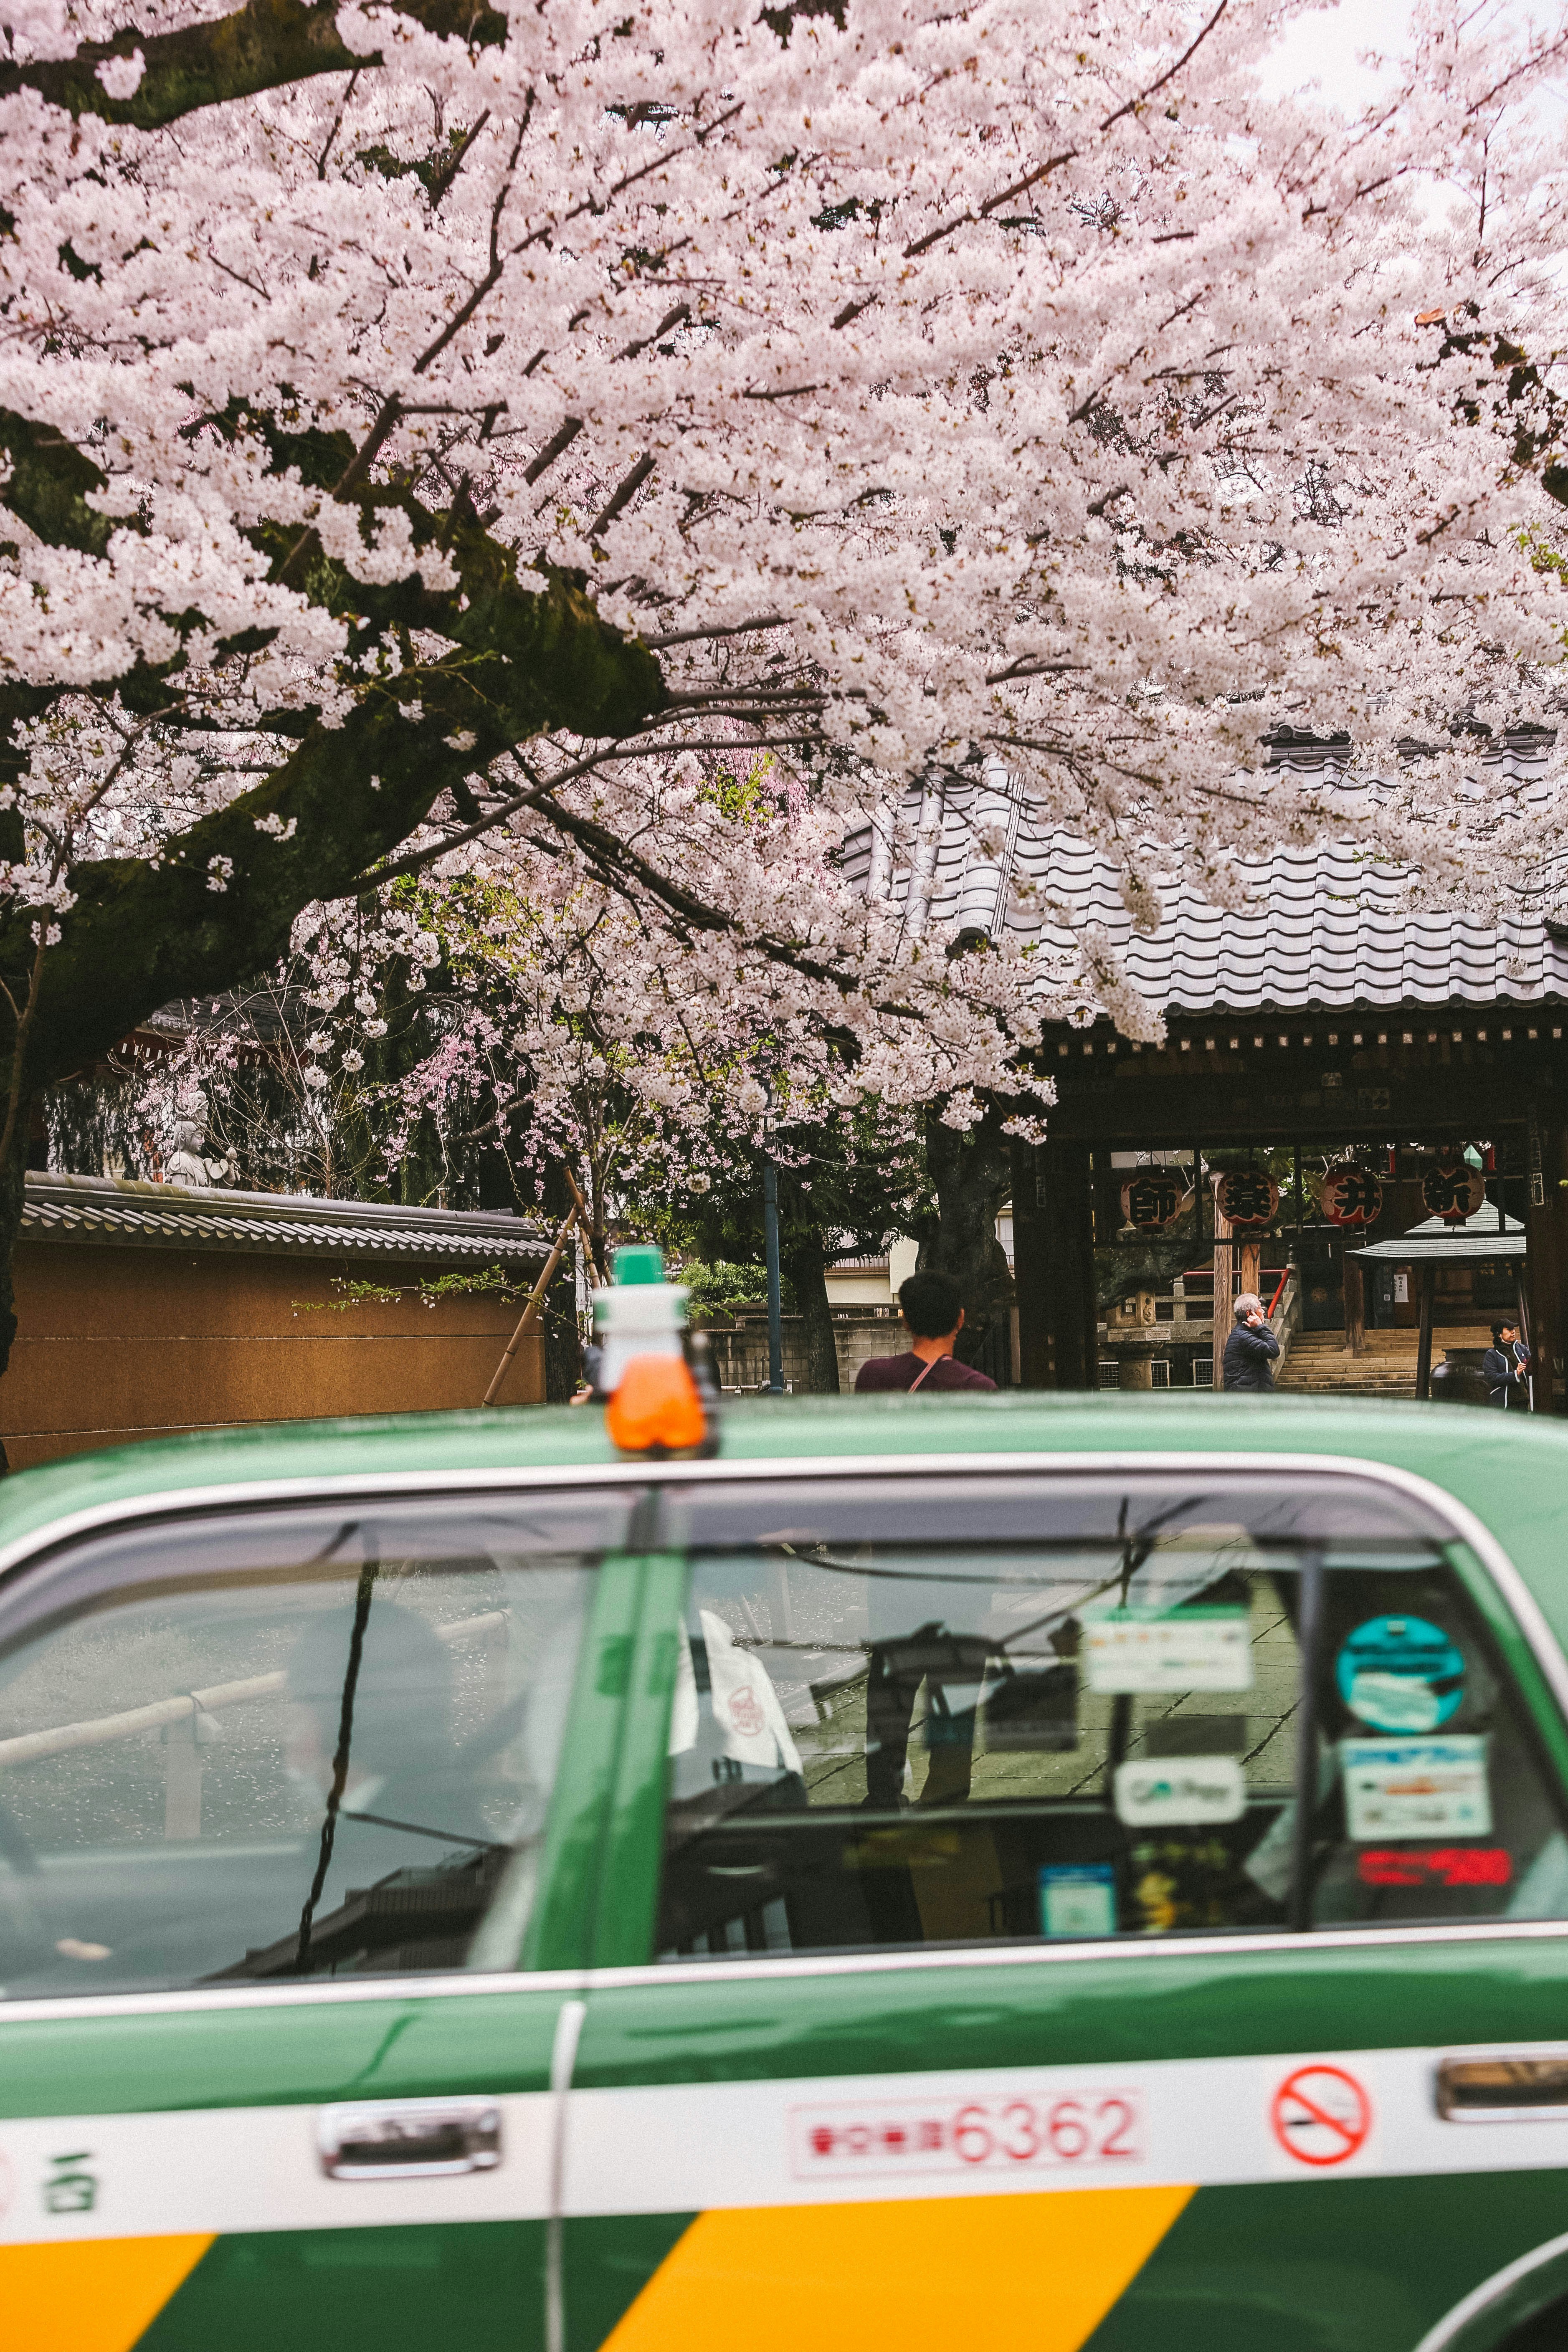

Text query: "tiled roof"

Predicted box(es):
[844, 736, 1568, 1020]
[21, 1172, 549, 1264]
[1350, 1206, 1527, 1263]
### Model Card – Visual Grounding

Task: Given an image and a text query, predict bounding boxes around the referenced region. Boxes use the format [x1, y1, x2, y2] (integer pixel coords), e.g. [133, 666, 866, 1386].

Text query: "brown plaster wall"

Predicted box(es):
[0, 1241, 544, 1471]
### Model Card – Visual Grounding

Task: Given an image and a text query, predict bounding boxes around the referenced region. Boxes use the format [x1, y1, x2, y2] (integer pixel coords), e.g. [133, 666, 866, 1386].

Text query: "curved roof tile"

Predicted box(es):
[20, 1173, 549, 1264]
[848, 748, 1568, 1018]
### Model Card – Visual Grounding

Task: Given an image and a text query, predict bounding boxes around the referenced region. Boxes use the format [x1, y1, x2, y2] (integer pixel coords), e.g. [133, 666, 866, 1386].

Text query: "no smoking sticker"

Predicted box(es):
[1272, 2065, 1372, 2167]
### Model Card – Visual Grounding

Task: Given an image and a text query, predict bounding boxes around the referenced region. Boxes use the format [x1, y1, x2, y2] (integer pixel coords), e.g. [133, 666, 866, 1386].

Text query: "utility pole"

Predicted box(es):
[763, 1157, 784, 1393]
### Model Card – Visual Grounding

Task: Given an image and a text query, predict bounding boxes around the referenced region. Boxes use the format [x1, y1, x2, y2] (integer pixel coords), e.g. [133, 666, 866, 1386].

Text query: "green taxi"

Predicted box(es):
[3, 1392, 1568, 2351]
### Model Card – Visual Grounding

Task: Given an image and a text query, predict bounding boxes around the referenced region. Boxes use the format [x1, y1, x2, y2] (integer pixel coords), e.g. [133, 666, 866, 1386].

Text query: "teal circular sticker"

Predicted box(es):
[1335, 1615, 1465, 1732]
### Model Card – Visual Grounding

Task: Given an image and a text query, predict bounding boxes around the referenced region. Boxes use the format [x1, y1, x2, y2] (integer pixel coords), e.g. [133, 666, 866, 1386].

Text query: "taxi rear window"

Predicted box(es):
[654, 1471, 1567, 1957]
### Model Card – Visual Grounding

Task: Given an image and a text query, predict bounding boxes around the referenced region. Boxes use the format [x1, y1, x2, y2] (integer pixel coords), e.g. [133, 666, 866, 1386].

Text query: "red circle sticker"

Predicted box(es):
[1271, 2065, 1372, 2167]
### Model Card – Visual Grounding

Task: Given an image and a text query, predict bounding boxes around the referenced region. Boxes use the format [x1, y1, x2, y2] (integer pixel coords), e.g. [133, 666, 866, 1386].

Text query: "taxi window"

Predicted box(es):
[1306, 1557, 1568, 1927]
[653, 1474, 1568, 1956]
[0, 1492, 626, 1996]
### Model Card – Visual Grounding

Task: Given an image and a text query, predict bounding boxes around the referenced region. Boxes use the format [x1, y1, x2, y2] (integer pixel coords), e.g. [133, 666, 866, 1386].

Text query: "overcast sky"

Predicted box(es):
[1263, 0, 1566, 111]
[1261, 0, 1413, 103]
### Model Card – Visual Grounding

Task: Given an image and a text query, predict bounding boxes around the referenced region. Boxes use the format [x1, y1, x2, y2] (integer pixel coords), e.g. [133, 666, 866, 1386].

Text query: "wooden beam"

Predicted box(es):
[1525, 1103, 1567, 1413]
[1211, 1190, 1233, 1392]
[1022, 1138, 1097, 1388]
[1010, 1138, 1051, 1388]
[1415, 1263, 1435, 1400]
[1046, 1065, 1536, 1149]
[1343, 1249, 1365, 1358]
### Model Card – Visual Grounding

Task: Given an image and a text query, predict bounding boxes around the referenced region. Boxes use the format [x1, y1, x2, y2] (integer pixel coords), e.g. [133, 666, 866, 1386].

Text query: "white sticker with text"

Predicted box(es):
[1115, 1755, 1246, 1826]
[1083, 1608, 1254, 1694]
[1341, 1735, 1492, 1841]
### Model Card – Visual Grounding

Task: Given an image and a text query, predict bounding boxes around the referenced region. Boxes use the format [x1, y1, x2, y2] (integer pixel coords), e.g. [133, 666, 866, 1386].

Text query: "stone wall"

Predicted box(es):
[698, 1305, 909, 1393]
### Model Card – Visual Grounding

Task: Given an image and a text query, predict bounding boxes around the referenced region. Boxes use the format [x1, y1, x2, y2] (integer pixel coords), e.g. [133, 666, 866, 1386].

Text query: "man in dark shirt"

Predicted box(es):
[855, 1270, 997, 1392]
[1222, 1291, 1281, 1392]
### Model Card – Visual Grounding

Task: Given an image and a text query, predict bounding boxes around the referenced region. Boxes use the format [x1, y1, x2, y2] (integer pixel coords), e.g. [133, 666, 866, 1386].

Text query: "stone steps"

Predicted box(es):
[1276, 1326, 1494, 1398]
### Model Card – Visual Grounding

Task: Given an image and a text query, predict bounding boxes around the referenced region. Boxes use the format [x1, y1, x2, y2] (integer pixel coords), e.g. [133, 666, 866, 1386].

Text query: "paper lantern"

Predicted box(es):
[1213, 1170, 1280, 1230]
[1420, 1153, 1486, 1224]
[1318, 1162, 1384, 1228]
[1120, 1167, 1190, 1233]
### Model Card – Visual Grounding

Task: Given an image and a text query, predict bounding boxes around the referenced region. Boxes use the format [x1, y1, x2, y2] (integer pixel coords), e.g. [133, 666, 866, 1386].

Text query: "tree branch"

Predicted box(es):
[0, 0, 508, 129]
[588, 453, 656, 537]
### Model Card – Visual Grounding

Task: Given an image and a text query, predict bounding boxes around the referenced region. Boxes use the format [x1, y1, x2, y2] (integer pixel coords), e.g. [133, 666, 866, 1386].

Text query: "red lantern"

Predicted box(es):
[1214, 1170, 1280, 1230]
[1120, 1167, 1190, 1233]
[1421, 1152, 1486, 1224]
[1318, 1162, 1384, 1228]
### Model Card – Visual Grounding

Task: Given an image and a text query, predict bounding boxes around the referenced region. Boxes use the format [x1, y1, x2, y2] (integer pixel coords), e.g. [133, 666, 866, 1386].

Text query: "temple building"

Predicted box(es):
[846, 729, 1568, 1406]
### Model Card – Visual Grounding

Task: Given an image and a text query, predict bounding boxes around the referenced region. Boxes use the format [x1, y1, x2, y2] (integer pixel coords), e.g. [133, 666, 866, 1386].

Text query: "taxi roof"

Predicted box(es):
[2, 1392, 1566, 1650]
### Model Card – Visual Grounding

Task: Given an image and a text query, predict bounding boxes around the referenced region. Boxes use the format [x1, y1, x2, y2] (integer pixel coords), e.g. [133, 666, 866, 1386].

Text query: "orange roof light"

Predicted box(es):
[605, 1353, 709, 1456]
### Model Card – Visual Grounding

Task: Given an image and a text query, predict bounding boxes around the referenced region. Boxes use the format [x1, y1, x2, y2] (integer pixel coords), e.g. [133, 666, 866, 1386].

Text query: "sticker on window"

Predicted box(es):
[1084, 1608, 1253, 1695]
[1335, 1615, 1465, 1734]
[1341, 1736, 1492, 1841]
[1113, 1755, 1246, 1827]
[1039, 1863, 1117, 1938]
[1357, 1846, 1512, 1889]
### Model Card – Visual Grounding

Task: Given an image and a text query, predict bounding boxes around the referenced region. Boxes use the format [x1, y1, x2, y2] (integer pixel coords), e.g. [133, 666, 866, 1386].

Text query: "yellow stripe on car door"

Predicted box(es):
[0, 2233, 214, 2352]
[601, 2184, 1194, 2352]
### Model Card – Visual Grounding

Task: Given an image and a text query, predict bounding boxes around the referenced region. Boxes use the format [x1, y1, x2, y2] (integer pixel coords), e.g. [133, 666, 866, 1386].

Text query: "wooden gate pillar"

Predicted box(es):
[1526, 1103, 1568, 1414]
[1343, 1252, 1366, 1358]
[1415, 1264, 1436, 1400]
[1211, 1193, 1233, 1392]
[1011, 1137, 1097, 1388]
[1011, 1138, 1051, 1388]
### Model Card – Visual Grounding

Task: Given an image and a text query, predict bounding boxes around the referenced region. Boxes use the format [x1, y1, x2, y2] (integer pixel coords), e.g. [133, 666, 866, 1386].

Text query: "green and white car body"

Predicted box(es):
[3, 1396, 1568, 2351]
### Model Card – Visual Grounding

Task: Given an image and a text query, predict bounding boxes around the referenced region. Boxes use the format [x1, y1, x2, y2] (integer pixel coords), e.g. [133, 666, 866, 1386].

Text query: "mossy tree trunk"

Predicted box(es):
[778, 1204, 841, 1395]
[0, 509, 661, 1456]
[920, 1105, 1016, 1379]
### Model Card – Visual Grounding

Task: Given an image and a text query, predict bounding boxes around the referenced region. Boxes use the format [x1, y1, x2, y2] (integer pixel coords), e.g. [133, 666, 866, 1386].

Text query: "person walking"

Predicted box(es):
[1222, 1291, 1280, 1392]
[854, 1270, 997, 1392]
[1482, 1320, 1530, 1409]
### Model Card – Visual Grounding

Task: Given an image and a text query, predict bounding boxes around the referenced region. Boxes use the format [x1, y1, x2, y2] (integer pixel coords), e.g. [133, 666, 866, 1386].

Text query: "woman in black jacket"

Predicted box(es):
[1482, 1321, 1529, 1408]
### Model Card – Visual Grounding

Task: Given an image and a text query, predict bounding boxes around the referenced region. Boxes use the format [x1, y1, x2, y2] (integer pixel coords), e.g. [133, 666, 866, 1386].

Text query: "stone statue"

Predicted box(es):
[163, 1089, 214, 1187]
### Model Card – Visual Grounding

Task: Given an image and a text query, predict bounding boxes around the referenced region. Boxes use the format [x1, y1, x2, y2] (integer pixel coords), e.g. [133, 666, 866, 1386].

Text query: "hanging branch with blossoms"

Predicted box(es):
[1, 0, 1568, 1399]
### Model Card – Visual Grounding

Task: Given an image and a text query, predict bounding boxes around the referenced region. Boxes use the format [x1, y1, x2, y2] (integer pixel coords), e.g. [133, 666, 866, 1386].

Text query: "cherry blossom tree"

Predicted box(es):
[127, 766, 1006, 1385]
[2, 0, 1568, 1415]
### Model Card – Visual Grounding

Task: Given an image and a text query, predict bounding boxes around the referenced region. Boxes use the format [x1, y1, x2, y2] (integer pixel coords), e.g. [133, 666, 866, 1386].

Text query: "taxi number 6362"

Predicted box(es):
[789, 2089, 1143, 2179]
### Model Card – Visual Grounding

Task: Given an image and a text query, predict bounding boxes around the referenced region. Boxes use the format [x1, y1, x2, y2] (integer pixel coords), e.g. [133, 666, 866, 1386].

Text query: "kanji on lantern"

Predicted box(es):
[1421, 1157, 1486, 1223]
[1214, 1170, 1280, 1230]
[1318, 1163, 1384, 1227]
[1121, 1168, 1189, 1232]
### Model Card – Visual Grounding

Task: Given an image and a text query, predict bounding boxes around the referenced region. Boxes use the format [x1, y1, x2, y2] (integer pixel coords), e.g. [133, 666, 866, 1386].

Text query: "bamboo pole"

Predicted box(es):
[482, 1205, 578, 1406]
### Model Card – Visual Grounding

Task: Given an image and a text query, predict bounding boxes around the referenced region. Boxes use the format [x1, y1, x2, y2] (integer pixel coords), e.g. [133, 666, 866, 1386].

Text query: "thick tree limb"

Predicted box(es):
[0, 411, 116, 558]
[0, 0, 508, 130]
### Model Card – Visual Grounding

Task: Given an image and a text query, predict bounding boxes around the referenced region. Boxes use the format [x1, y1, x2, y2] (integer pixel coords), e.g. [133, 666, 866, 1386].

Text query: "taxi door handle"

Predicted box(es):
[318, 2096, 503, 2179]
[1436, 2059, 1568, 2121]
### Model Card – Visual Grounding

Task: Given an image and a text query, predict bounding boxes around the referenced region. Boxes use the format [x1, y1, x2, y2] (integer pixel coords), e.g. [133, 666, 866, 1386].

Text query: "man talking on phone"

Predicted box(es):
[1222, 1291, 1280, 1392]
